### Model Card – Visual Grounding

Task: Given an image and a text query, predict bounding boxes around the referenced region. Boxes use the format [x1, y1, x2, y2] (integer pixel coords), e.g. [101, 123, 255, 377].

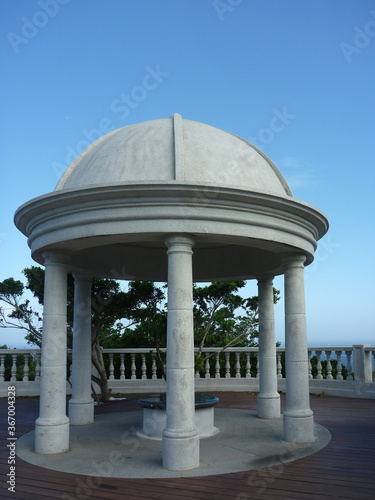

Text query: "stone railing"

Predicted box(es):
[1, 345, 374, 399]
[0, 349, 41, 397]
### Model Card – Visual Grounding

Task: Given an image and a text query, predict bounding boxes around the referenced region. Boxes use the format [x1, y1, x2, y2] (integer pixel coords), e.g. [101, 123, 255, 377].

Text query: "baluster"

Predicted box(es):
[23, 353, 29, 382]
[131, 353, 137, 379]
[235, 352, 241, 378]
[152, 352, 157, 379]
[308, 350, 313, 379]
[35, 352, 41, 381]
[141, 354, 147, 379]
[325, 350, 333, 380]
[225, 352, 231, 378]
[205, 352, 211, 379]
[256, 353, 259, 378]
[277, 353, 282, 379]
[0, 354, 5, 382]
[215, 353, 221, 378]
[336, 350, 343, 380]
[316, 350, 323, 379]
[10, 354, 17, 382]
[108, 353, 115, 380]
[120, 353, 125, 380]
[195, 352, 200, 379]
[246, 352, 251, 378]
[345, 350, 353, 381]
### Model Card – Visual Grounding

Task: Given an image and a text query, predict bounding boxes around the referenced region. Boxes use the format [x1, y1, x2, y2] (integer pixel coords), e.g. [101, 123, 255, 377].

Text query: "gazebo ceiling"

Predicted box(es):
[14, 114, 329, 281]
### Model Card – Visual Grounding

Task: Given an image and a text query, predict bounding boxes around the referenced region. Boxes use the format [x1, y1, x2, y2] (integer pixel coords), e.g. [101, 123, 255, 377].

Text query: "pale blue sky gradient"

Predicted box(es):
[1, 0, 374, 347]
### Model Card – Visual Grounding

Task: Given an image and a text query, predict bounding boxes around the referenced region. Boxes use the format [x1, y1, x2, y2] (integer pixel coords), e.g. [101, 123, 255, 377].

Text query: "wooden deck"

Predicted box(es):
[1, 393, 374, 499]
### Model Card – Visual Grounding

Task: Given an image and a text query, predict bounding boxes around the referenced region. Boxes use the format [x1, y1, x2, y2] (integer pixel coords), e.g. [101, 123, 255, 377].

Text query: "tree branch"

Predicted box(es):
[196, 299, 223, 359]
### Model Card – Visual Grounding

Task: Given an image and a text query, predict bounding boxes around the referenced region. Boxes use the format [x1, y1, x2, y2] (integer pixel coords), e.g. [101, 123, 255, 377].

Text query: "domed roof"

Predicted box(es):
[55, 114, 293, 197]
[15, 113, 329, 281]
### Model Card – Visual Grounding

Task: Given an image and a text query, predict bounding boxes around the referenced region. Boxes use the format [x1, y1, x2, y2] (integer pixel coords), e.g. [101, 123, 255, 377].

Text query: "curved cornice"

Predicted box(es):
[14, 182, 328, 279]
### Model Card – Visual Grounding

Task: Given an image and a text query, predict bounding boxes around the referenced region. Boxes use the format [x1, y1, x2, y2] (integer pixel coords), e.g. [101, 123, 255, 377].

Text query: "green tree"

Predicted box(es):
[193, 281, 280, 373]
[0, 277, 43, 344]
[1, 270, 281, 393]
[0, 269, 166, 400]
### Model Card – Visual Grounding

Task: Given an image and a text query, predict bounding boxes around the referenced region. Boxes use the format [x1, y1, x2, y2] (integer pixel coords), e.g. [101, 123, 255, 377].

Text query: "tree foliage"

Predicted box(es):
[0, 276, 43, 345]
[0, 269, 167, 400]
[0, 268, 281, 397]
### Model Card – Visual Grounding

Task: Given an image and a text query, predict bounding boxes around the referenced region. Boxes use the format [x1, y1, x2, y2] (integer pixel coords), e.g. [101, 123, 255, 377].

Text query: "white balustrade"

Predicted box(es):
[246, 352, 251, 379]
[326, 350, 333, 380]
[277, 353, 282, 379]
[215, 353, 220, 379]
[336, 351, 343, 381]
[108, 353, 115, 381]
[0, 345, 374, 399]
[23, 353, 29, 382]
[131, 353, 136, 380]
[235, 352, 241, 378]
[10, 354, 17, 382]
[35, 352, 41, 381]
[0, 353, 5, 382]
[205, 353, 211, 379]
[308, 351, 313, 379]
[152, 353, 157, 380]
[120, 354, 125, 380]
[346, 350, 353, 381]
[141, 354, 147, 380]
[225, 352, 230, 379]
[316, 351, 323, 379]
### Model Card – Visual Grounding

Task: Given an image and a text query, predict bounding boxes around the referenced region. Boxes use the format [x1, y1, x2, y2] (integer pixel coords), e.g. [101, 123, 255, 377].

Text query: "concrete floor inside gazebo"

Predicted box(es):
[16, 405, 331, 479]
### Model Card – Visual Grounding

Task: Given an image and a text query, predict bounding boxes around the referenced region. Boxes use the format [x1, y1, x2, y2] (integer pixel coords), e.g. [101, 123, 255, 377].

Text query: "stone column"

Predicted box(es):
[35, 252, 69, 454]
[282, 254, 314, 443]
[162, 235, 199, 471]
[69, 274, 94, 425]
[257, 276, 280, 419]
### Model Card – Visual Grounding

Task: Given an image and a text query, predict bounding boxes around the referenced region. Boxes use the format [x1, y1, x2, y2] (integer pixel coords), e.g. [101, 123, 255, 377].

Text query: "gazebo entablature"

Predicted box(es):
[15, 183, 327, 281]
[14, 114, 328, 472]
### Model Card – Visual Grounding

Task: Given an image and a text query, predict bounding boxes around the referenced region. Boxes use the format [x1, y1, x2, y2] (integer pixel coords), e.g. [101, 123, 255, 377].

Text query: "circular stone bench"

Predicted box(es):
[137, 393, 220, 441]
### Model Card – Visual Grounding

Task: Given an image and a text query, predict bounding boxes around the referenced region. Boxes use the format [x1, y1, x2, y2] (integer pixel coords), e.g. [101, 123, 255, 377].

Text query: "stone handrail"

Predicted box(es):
[0, 345, 374, 398]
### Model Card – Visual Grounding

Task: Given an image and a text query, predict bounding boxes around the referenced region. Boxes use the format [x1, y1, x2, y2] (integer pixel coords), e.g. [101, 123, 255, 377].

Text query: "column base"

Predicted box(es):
[282, 410, 315, 443]
[35, 416, 70, 454]
[69, 399, 94, 425]
[257, 393, 280, 419]
[162, 430, 200, 471]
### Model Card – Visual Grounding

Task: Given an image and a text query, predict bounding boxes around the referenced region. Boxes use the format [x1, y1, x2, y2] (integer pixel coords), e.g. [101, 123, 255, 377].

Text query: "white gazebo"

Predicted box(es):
[14, 114, 328, 471]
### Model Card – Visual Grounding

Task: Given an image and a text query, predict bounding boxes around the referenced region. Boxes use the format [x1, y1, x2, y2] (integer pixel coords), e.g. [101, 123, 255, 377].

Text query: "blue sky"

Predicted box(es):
[1, 0, 374, 348]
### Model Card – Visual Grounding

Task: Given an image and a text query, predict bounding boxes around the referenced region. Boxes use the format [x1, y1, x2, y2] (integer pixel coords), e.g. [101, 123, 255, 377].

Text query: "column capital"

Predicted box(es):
[256, 274, 274, 285]
[72, 272, 92, 283]
[42, 250, 70, 265]
[281, 253, 306, 268]
[165, 234, 195, 252]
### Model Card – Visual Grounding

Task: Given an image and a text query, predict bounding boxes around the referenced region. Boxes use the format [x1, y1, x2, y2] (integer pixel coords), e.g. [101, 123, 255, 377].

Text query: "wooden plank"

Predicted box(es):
[1, 393, 375, 499]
